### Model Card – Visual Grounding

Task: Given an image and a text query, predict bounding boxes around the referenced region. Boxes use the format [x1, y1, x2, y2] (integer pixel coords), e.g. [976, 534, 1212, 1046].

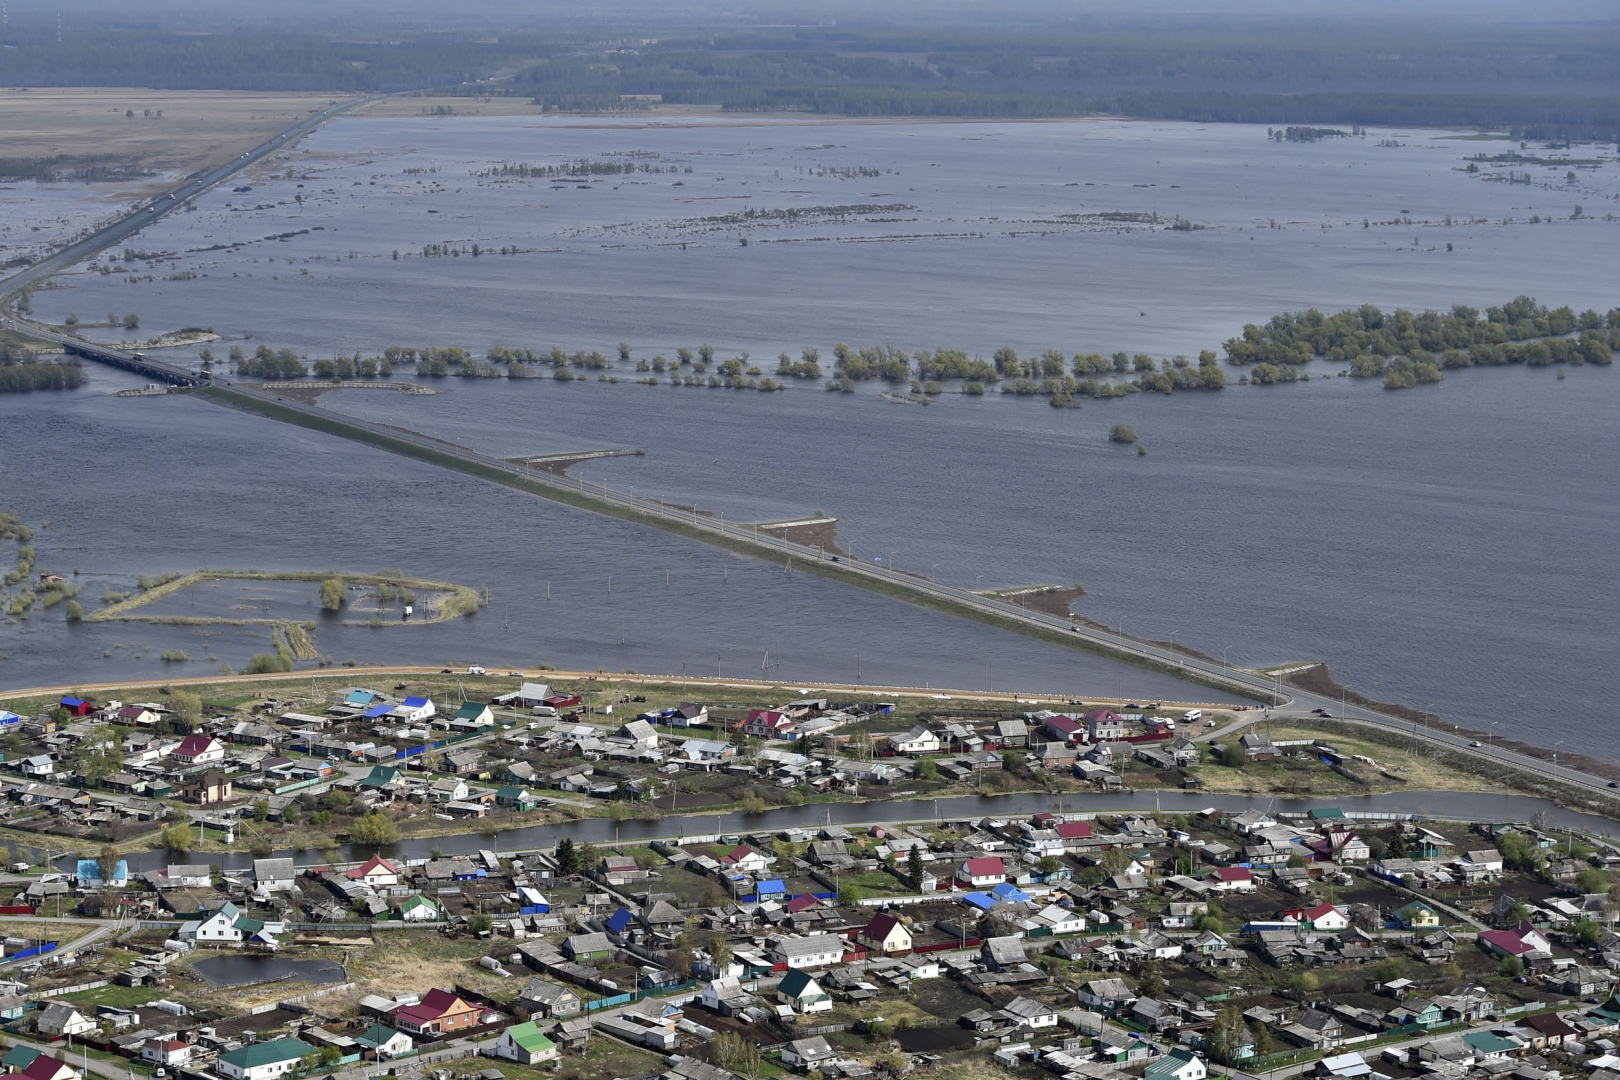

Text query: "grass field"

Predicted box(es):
[0, 87, 343, 183]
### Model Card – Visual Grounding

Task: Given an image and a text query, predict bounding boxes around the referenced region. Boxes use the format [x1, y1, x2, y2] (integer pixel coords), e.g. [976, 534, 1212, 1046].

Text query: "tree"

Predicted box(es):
[1109, 423, 1138, 443]
[319, 577, 344, 611]
[907, 846, 926, 892]
[1208, 1004, 1249, 1064]
[1575, 868, 1609, 894]
[1531, 809, 1556, 833]
[169, 688, 202, 728]
[350, 810, 399, 845]
[837, 881, 862, 906]
[712, 1033, 760, 1080]
[1099, 846, 1134, 878]
[618, 342, 632, 361]
[322, 788, 351, 811]
[123, 312, 140, 330]
[1136, 962, 1165, 999]
[1250, 1021, 1273, 1058]
[1036, 855, 1063, 877]
[252, 799, 270, 822]
[97, 843, 121, 883]
[65, 599, 84, 622]
[914, 757, 938, 781]
[709, 936, 733, 974]
[467, 913, 494, 933]
[74, 725, 122, 783]
[1289, 970, 1320, 993]
[160, 824, 191, 854]
[555, 837, 578, 875]
[669, 933, 694, 976]
[1384, 833, 1408, 859]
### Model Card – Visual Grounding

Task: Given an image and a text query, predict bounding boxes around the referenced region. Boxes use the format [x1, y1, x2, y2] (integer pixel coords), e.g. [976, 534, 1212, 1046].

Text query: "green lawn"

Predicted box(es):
[60, 983, 162, 1009]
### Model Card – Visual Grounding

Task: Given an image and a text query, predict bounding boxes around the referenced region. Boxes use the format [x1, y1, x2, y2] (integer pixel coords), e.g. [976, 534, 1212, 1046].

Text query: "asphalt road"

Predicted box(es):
[209, 383, 1620, 811]
[0, 97, 369, 304]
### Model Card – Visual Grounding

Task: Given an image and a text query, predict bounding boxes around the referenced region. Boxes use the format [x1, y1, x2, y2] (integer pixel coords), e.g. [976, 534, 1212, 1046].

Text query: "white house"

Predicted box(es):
[494, 1022, 558, 1065]
[776, 969, 833, 1014]
[767, 934, 845, 970]
[216, 1039, 316, 1080]
[345, 856, 401, 888]
[1002, 997, 1058, 1029]
[172, 735, 225, 765]
[391, 696, 436, 723]
[20, 756, 54, 777]
[719, 844, 773, 874]
[893, 724, 941, 756]
[141, 1041, 192, 1068]
[958, 856, 1007, 887]
[1302, 903, 1350, 932]
[1144, 1049, 1207, 1080]
[35, 1003, 96, 1037]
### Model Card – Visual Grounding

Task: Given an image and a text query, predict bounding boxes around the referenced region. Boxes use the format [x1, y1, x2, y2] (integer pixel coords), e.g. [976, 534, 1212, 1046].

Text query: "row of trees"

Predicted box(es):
[1225, 297, 1620, 367]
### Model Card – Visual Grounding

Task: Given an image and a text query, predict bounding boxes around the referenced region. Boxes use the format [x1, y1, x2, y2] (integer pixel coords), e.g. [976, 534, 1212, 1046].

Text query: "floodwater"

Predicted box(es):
[6, 115, 1620, 754]
[192, 954, 347, 986]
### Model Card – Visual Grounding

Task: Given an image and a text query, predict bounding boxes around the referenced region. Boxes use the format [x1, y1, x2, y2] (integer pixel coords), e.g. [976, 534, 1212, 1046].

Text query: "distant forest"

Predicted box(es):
[5, 17, 1620, 136]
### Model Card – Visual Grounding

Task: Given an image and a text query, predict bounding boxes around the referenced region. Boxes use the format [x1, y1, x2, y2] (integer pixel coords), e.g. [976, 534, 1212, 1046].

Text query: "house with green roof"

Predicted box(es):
[776, 968, 832, 1014]
[355, 1025, 414, 1059]
[495, 786, 537, 811]
[358, 766, 403, 790]
[452, 702, 494, 728]
[397, 895, 440, 922]
[1144, 1048, 1207, 1080]
[216, 1038, 315, 1080]
[3, 1045, 41, 1073]
[1392, 901, 1441, 930]
[494, 1022, 558, 1065]
[1463, 1031, 1522, 1059]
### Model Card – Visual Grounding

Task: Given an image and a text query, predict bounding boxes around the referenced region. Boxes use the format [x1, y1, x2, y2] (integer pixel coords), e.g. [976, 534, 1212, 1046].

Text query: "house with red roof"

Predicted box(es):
[857, 912, 912, 954]
[785, 894, 822, 913]
[1055, 821, 1095, 850]
[719, 845, 773, 874]
[1085, 709, 1128, 742]
[21, 1057, 78, 1080]
[743, 710, 796, 739]
[957, 856, 1007, 887]
[141, 1040, 193, 1068]
[390, 988, 482, 1035]
[1042, 715, 1085, 745]
[1478, 923, 1553, 962]
[1282, 902, 1349, 931]
[345, 856, 401, 888]
[172, 735, 225, 765]
[1205, 867, 1255, 893]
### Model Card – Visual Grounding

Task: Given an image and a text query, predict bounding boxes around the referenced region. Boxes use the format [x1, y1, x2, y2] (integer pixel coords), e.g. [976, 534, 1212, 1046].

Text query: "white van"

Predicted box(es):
[468, 665, 486, 675]
[1183, 709, 1203, 723]
[531, 705, 558, 718]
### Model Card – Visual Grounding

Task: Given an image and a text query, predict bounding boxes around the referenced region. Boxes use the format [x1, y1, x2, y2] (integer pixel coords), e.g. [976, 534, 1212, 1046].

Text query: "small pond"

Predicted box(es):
[192, 955, 347, 987]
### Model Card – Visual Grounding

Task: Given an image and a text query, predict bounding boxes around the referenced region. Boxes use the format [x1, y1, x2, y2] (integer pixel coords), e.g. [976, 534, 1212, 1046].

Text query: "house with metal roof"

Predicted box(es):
[958, 856, 1006, 887]
[777, 969, 833, 1013]
[216, 1039, 316, 1080]
[391, 696, 436, 723]
[858, 913, 912, 955]
[355, 1025, 413, 1059]
[495, 1022, 558, 1065]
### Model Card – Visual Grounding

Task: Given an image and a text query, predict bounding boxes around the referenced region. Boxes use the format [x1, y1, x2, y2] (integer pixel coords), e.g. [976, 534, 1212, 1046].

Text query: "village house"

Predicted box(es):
[495, 1022, 558, 1066]
[958, 856, 1007, 888]
[390, 988, 481, 1036]
[777, 969, 833, 1014]
[172, 734, 226, 765]
[857, 913, 912, 955]
[893, 724, 941, 755]
[216, 1039, 316, 1080]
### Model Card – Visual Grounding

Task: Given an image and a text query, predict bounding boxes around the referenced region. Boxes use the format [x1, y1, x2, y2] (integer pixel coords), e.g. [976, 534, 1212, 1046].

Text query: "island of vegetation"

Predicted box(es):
[218, 295, 1615, 407]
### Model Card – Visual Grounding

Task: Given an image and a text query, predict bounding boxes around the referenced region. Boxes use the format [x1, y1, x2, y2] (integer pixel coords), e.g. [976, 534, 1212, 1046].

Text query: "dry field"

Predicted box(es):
[0, 87, 345, 179]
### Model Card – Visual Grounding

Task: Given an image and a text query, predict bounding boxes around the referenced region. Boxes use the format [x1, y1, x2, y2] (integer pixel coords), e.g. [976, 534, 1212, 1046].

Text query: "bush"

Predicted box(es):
[350, 810, 399, 845]
[319, 577, 344, 611]
[1109, 423, 1139, 444]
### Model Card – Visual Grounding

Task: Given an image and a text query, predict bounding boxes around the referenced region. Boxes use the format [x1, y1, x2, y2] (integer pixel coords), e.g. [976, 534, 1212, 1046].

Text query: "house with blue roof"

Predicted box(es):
[604, 908, 634, 935]
[755, 879, 787, 898]
[991, 882, 1031, 904]
[59, 697, 93, 716]
[76, 858, 128, 887]
[392, 697, 435, 723]
[963, 891, 998, 911]
[362, 704, 393, 720]
[345, 689, 384, 707]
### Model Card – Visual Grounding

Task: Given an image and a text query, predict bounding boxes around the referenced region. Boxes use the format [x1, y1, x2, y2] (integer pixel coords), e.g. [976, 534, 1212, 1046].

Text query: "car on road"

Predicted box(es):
[507, 670, 522, 677]
[1312, 708, 1330, 717]
[1610, 781, 1618, 789]
[1470, 740, 1482, 747]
